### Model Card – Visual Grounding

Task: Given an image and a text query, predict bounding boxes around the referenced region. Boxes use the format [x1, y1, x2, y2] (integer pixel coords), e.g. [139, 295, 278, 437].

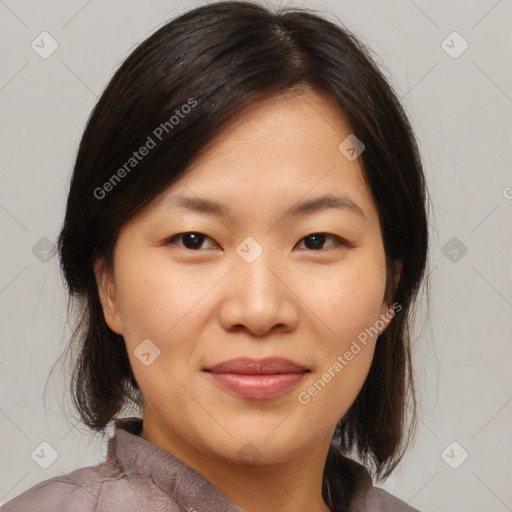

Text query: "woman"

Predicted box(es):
[2, 1, 429, 511]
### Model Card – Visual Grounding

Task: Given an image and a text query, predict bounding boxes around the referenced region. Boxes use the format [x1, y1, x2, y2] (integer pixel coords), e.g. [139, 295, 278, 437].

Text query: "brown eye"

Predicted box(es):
[297, 233, 348, 251]
[167, 232, 216, 250]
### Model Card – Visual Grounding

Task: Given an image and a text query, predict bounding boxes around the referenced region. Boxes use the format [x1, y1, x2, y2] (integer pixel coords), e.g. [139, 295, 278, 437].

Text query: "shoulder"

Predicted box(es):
[1, 459, 180, 512]
[351, 486, 421, 512]
[1, 461, 119, 512]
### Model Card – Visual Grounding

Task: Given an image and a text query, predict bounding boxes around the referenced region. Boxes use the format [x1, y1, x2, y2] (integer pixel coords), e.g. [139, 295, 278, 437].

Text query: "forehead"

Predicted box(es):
[139, 89, 380, 229]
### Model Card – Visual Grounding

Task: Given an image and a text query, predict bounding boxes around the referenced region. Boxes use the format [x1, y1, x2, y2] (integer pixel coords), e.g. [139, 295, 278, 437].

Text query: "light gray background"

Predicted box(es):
[1, 0, 511, 510]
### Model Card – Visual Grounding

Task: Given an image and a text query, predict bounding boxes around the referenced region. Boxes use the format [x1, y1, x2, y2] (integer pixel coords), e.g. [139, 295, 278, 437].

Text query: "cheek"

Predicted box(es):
[293, 253, 387, 413]
[112, 254, 202, 404]
[115, 250, 191, 337]
[302, 255, 387, 344]
[113, 249, 220, 373]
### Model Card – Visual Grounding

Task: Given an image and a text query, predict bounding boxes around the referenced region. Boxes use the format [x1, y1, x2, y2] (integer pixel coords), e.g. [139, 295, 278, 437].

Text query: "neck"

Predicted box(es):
[140, 413, 333, 512]
[214, 446, 332, 512]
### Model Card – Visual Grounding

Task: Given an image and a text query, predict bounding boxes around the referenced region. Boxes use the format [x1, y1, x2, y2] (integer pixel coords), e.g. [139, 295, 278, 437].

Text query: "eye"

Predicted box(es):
[296, 233, 349, 251]
[164, 231, 350, 252]
[166, 232, 217, 250]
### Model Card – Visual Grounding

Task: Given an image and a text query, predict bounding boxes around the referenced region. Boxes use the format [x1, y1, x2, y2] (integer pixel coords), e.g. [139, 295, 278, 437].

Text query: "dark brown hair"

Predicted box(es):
[56, 1, 429, 510]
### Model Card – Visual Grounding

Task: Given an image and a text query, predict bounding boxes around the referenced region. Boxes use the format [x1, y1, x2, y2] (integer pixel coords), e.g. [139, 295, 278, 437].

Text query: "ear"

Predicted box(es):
[94, 258, 124, 335]
[379, 260, 402, 331]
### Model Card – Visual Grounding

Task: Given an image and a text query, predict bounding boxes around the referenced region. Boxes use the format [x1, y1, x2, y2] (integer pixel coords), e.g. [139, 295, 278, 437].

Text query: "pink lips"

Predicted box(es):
[204, 357, 310, 399]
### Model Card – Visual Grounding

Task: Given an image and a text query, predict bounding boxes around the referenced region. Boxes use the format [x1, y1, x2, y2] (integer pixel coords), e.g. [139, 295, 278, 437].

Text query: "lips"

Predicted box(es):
[205, 357, 309, 375]
[204, 357, 310, 399]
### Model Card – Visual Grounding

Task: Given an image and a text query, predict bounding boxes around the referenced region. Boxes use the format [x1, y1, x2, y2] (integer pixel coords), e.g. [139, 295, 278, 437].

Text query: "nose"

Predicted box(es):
[218, 247, 299, 337]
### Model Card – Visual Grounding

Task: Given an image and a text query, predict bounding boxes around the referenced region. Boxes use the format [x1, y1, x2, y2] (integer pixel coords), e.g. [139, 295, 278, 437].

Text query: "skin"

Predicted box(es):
[96, 87, 399, 512]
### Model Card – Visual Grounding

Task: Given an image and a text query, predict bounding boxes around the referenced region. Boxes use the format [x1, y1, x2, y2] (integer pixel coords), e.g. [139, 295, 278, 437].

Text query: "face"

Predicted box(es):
[96, 88, 396, 466]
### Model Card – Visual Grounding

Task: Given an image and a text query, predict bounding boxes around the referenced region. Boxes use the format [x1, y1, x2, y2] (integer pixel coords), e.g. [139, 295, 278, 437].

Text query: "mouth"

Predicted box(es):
[203, 357, 310, 400]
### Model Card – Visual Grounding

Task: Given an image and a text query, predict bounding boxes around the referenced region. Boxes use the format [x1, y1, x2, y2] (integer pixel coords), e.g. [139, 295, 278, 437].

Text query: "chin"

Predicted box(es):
[204, 424, 322, 467]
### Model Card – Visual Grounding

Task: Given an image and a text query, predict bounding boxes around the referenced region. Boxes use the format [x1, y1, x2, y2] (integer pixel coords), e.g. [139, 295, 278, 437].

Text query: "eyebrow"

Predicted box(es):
[165, 193, 366, 220]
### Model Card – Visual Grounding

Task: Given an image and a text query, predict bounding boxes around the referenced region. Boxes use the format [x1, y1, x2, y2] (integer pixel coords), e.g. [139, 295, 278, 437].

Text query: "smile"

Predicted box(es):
[203, 357, 310, 400]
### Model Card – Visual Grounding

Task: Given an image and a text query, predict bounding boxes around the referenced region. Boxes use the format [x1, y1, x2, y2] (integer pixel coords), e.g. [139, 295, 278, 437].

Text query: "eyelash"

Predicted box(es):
[164, 232, 352, 252]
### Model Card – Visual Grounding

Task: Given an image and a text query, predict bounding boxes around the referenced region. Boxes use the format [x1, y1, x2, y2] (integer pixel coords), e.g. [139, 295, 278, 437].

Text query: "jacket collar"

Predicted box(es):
[109, 416, 374, 511]
[109, 417, 243, 512]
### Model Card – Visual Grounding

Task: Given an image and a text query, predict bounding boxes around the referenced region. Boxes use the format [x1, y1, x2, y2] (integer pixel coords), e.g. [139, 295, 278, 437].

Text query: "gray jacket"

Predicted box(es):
[1, 417, 420, 511]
